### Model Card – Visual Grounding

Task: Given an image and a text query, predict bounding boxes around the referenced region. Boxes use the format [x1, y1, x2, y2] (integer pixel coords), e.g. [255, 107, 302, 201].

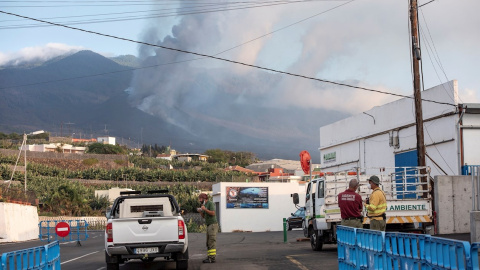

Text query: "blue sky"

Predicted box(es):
[1, 0, 479, 115]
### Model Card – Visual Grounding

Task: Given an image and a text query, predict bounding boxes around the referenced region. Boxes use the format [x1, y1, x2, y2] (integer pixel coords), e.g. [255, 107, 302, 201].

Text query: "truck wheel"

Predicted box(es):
[105, 251, 119, 270]
[175, 248, 189, 270]
[176, 259, 188, 270]
[106, 262, 119, 270]
[310, 230, 323, 251]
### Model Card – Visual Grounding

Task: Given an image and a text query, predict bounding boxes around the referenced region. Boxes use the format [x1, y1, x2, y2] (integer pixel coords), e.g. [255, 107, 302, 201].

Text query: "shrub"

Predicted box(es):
[83, 158, 99, 166]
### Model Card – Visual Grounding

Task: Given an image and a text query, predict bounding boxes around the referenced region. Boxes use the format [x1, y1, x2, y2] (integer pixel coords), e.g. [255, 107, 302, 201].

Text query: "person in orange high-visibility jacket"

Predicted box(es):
[364, 175, 387, 231]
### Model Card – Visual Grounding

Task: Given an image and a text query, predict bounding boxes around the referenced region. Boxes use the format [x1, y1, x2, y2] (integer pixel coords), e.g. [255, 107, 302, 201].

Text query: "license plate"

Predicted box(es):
[135, 247, 159, 254]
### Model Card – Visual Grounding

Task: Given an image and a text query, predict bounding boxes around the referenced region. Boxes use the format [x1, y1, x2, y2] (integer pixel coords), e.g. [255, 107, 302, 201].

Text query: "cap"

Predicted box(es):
[368, 175, 380, 185]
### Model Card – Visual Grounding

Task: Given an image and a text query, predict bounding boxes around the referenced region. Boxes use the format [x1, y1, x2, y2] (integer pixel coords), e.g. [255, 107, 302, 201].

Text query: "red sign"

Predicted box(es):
[300, 150, 311, 174]
[55, 222, 71, 237]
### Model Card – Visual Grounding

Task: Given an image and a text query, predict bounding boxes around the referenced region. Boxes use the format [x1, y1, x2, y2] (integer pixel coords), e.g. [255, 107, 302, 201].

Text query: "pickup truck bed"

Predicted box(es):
[104, 192, 188, 270]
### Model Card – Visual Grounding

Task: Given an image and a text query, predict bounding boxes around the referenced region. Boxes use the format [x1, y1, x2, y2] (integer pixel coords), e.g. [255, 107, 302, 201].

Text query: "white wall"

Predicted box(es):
[463, 113, 480, 165]
[434, 176, 471, 234]
[320, 81, 457, 150]
[95, 187, 134, 203]
[319, 81, 461, 177]
[97, 137, 116, 145]
[212, 182, 306, 232]
[0, 203, 39, 242]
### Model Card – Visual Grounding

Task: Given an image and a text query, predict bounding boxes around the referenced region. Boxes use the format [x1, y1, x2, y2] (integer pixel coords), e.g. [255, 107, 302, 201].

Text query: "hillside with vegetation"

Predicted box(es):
[0, 134, 258, 220]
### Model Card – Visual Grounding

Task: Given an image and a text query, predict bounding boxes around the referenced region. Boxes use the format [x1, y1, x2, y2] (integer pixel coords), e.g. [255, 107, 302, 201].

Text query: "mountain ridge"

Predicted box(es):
[0, 50, 347, 160]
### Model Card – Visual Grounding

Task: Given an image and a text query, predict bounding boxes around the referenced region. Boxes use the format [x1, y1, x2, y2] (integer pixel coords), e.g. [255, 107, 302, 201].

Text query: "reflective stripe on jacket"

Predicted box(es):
[366, 188, 387, 218]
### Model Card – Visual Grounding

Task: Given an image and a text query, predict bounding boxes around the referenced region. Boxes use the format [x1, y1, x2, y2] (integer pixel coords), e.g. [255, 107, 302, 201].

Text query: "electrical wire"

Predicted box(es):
[0, 0, 340, 8]
[419, 9, 461, 103]
[0, 0, 355, 89]
[419, 0, 436, 8]
[419, 25, 456, 102]
[0, 1, 317, 29]
[423, 122, 455, 174]
[0, 9, 457, 108]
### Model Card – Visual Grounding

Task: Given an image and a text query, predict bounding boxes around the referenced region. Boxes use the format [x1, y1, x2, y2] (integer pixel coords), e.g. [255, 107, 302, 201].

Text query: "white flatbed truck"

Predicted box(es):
[293, 167, 434, 251]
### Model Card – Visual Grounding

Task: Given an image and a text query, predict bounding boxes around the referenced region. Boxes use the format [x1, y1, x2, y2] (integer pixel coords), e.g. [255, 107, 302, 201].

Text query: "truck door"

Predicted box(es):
[315, 180, 329, 230]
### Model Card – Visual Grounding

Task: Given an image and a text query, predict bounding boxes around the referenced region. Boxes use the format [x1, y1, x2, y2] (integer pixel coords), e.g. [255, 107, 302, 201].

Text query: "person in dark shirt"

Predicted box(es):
[197, 193, 218, 263]
[338, 179, 363, 228]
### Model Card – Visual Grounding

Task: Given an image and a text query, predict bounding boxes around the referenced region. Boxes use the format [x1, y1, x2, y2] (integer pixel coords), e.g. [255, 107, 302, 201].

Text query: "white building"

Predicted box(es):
[319, 80, 480, 177]
[173, 154, 208, 162]
[95, 187, 135, 204]
[20, 143, 86, 154]
[97, 136, 116, 145]
[212, 182, 306, 232]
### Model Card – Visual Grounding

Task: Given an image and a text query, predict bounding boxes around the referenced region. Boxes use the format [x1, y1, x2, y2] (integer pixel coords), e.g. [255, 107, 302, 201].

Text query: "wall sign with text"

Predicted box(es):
[226, 187, 269, 209]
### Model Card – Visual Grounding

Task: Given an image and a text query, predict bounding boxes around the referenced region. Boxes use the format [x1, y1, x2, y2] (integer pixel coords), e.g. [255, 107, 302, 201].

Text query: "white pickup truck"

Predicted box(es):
[104, 190, 189, 270]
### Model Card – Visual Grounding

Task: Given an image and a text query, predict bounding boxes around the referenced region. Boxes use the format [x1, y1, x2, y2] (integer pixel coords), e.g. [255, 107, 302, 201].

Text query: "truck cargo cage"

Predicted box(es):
[120, 191, 142, 196]
[390, 166, 431, 199]
[147, 189, 169, 194]
[322, 166, 431, 204]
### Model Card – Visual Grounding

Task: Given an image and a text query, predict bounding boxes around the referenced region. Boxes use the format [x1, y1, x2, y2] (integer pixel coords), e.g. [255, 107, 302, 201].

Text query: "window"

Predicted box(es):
[317, 181, 325, 199]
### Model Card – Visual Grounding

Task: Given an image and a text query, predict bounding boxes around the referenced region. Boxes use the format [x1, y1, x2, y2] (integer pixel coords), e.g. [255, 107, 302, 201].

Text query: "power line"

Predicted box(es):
[0, 1, 318, 29]
[419, 8, 460, 103]
[419, 0, 436, 8]
[0, 0, 340, 8]
[0, 10, 456, 107]
[1, 0, 355, 88]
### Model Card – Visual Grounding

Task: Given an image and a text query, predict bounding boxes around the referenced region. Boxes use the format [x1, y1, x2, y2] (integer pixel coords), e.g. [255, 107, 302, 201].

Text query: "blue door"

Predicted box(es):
[394, 151, 418, 199]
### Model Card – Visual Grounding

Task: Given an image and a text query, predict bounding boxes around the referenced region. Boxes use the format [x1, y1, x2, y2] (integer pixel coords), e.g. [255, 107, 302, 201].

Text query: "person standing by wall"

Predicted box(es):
[364, 176, 387, 231]
[338, 178, 363, 228]
[197, 193, 219, 263]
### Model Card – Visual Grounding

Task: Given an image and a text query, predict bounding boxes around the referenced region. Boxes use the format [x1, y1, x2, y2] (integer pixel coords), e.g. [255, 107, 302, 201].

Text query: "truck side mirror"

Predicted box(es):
[291, 193, 299, 205]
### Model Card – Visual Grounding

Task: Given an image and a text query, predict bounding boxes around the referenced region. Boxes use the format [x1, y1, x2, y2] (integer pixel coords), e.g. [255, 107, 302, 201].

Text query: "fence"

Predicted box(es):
[0, 241, 60, 270]
[39, 220, 88, 245]
[337, 226, 480, 270]
[38, 215, 206, 232]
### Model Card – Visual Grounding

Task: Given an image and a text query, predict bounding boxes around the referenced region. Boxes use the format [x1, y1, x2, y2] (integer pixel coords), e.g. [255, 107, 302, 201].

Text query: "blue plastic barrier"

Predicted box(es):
[337, 227, 479, 270]
[356, 228, 386, 270]
[385, 232, 429, 270]
[471, 243, 480, 270]
[0, 241, 60, 270]
[338, 226, 359, 269]
[425, 236, 472, 270]
[39, 220, 89, 244]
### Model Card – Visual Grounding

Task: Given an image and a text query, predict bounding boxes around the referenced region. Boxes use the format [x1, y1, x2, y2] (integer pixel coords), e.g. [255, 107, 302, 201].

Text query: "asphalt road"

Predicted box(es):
[0, 229, 340, 270]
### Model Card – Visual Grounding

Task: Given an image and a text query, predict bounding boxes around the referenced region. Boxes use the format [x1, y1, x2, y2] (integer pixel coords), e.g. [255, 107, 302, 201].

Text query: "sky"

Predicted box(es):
[1, 0, 480, 151]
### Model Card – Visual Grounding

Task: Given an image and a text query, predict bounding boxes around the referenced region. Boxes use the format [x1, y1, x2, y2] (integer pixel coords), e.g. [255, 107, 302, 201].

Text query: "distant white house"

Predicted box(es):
[173, 153, 209, 162]
[155, 149, 178, 161]
[97, 136, 116, 145]
[95, 187, 134, 203]
[29, 130, 46, 135]
[20, 143, 86, 154]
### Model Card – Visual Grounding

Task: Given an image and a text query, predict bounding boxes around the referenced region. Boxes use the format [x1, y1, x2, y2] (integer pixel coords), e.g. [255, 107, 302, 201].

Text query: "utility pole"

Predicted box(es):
[410, 0, 427, 193]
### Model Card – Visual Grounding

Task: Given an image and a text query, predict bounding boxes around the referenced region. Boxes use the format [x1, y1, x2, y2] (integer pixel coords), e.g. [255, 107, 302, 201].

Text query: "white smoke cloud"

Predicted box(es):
[0, 43, 84, 67]
[128, 0, 480, 145]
